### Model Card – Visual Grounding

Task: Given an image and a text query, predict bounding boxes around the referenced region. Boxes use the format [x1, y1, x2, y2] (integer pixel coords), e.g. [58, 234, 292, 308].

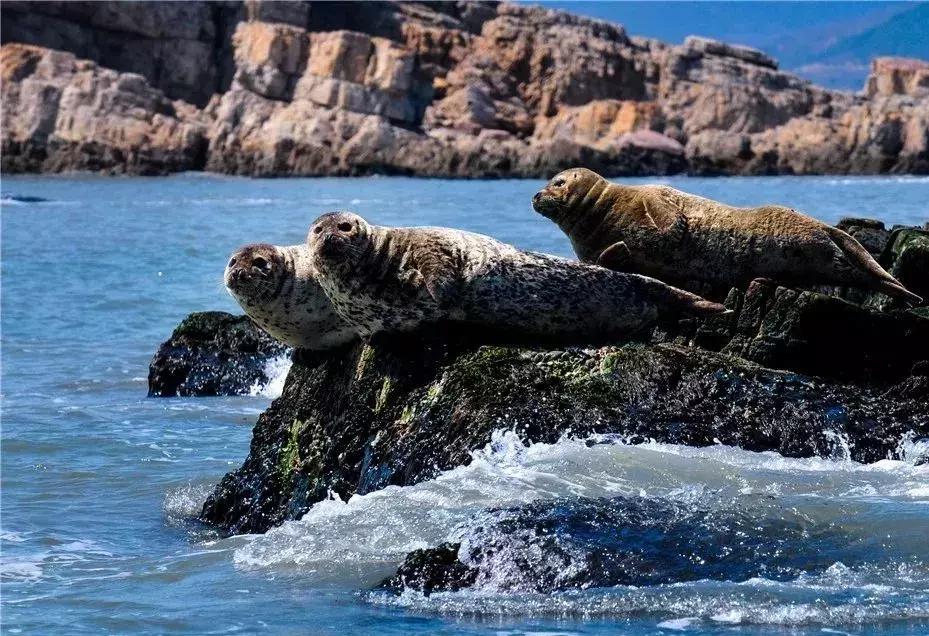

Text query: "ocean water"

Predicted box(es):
[2, 173, 928, 635]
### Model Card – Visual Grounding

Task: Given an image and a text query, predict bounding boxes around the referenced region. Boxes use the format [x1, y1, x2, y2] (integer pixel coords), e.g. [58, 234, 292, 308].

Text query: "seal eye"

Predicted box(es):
[228, 257, 237, 268]
[338, 222, 352, 232]
[313, 226, 323, 235]
[553, 178, 566, 187]
[252, 256, 268, 269]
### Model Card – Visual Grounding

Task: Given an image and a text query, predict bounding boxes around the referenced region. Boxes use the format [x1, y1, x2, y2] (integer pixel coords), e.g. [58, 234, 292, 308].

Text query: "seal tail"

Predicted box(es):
[651, 281, 729, 318]
[825, 226, 923, 305]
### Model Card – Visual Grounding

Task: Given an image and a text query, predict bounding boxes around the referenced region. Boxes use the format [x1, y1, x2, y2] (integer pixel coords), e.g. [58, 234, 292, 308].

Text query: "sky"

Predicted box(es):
[537, 1, 929, 89]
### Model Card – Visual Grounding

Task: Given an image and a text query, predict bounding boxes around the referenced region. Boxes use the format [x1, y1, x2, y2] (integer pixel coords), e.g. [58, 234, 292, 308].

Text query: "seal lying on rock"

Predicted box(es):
[533, 167, 923, 304]
[224, 243, 357, 349]
[305, 212, 727, 343]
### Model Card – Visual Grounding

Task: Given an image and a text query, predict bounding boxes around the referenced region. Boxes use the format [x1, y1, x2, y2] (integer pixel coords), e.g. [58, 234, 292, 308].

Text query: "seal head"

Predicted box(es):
[225, 243, 289, 305]
[224, 242, 357, 350]
[307, 211, 372, 277]
[532, 168, 606, 227]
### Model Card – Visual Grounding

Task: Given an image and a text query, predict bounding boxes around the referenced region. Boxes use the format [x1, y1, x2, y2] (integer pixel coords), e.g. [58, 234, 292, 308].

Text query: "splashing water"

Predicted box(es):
[247, 354, 293, 398]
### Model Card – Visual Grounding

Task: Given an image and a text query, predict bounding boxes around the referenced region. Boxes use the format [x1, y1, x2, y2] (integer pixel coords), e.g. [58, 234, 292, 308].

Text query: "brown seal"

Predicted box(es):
[532, 167, 923, 304]
[224, 243, 357, 350]
[305, 211, 727, 344]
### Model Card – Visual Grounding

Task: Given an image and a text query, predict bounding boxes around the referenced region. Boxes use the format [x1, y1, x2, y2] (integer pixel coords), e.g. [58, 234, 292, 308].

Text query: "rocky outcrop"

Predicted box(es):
[196, 242, 929, 534]
[687, 56, 929, 175]
[0, 0, 242, 107]
[866, 57, 929, 99]
[2, 1, 927, 176]
[148, 311, 289, 397]
[152, 219, 929, 534]
[1, 44, 207, 174]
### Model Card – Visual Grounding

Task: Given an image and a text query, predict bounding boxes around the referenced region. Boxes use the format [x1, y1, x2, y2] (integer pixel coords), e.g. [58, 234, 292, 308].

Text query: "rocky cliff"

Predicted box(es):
[2, 1, 928, 176]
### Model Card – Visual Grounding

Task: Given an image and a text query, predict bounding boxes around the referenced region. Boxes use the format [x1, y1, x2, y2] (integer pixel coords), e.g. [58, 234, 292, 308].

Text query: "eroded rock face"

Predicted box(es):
[148, 311, 290, 397]
[3, 2, 926, 176]
[866, 57, 929, 99]
[1, 43, 208, 175]
[0, 0, 242, 107]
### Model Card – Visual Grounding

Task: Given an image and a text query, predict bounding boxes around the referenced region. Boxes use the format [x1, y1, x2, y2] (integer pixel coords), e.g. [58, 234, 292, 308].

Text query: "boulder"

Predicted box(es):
[719, 279, 929, 381]
[884, 228, 929, 303]
[148, 311, 290, 397]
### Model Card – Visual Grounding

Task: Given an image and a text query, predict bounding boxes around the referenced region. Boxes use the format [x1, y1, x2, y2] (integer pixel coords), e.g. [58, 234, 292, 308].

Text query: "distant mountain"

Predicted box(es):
[794, 3, 929, 89]
[538, 1, 928, 90]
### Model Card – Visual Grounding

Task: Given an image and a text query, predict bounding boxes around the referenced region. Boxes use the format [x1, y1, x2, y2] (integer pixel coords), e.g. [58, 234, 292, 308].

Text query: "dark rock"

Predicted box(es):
[200, 326, 928, 534]
[884, 228, 929, 303]
[723, 279, 929, 381]
[380, 495, 864, 594]
[380, 542, 476, 595]
[835, 217, 890, 257]
[148, 311, 289, 397]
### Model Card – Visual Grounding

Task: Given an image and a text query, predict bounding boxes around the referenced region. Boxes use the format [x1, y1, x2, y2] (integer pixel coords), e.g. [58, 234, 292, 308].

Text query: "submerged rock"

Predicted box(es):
[148, 311, 289, 397]
[380, 494, 867, 595]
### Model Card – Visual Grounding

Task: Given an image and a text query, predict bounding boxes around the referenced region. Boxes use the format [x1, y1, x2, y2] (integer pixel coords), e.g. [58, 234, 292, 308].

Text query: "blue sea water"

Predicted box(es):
[2, 173, 929, 635]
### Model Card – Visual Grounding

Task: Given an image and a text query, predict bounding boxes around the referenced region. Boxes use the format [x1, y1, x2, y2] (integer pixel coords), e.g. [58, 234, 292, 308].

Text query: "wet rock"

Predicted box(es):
[148, 311, 289, 397]
[380, 543, 476, 595]
[884, 228, 929, 303]
[835, 217, 891, 257]
[380, 495, 861, 594]
[722, 279, 929, 382]
[200, 324, 928, 534]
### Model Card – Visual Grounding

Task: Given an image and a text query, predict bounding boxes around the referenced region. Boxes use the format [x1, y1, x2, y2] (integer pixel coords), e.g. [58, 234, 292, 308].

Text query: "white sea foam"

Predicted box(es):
[230, 431, 929, 605]
[163, 482, 216, 520]
[247, 354, 293, 398]
[368, 563, 929, 625]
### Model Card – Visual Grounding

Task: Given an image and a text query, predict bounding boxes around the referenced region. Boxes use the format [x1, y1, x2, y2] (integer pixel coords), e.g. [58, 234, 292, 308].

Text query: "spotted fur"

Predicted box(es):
[306, 212, 727, 343]
[224, 243, 357, 349]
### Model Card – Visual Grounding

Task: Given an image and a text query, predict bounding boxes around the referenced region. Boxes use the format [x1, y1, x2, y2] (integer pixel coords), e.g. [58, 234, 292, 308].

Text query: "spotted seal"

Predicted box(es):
[532, 167, 923, 304]
[224, 243, 357, 349]
[305, 212, 727, 343]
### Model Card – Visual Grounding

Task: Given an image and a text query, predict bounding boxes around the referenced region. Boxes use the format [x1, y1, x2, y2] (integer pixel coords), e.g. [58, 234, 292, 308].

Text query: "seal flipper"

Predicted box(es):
[597, 241, 632, 271]
[416, 257, 462, 308]
[825, 226, 923, 305]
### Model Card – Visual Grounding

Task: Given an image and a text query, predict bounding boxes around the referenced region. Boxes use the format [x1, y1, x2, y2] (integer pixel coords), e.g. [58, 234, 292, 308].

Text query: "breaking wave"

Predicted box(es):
[228, 432, 929, 626]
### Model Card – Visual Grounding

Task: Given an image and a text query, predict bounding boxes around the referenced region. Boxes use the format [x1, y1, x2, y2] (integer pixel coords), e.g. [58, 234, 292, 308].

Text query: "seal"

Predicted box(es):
[532, 167, 923, 305]
[224, 242, 357, 350]
[305, 211, 727, 343]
